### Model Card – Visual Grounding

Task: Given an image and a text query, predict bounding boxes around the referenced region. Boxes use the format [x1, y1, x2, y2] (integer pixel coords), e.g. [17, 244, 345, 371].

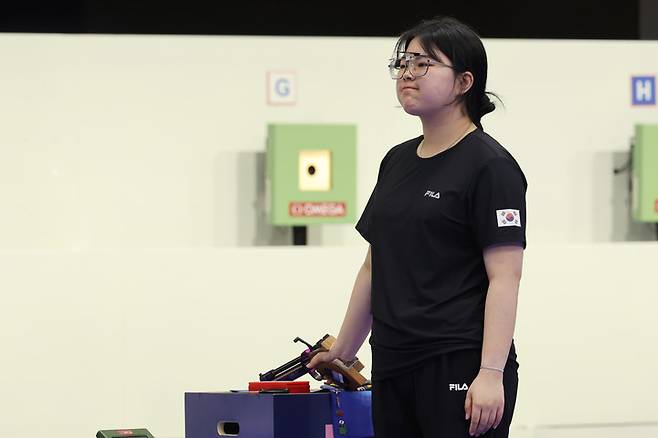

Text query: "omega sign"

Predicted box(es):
[289, 202, 347, 217]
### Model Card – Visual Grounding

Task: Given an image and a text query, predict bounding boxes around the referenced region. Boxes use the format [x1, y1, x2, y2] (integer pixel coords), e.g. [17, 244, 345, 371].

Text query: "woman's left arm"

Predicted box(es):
[465, 244, 523, 437]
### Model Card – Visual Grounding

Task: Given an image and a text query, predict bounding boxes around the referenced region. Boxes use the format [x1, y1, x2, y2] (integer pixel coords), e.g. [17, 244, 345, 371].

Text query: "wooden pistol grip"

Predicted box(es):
[318, 334, 368, 390]
[318, 335, 364, 369]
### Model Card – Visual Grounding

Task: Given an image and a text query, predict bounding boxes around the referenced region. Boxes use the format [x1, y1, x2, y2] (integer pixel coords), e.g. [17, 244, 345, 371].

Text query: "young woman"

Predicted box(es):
[308, 16, 526, 438]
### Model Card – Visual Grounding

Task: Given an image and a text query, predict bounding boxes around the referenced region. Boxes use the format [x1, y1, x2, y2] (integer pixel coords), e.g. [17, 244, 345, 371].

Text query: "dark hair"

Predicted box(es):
[394, 16, 499, 129]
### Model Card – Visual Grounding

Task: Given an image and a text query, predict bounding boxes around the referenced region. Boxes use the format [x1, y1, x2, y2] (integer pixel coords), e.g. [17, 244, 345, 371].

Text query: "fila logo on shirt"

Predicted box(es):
[497, 209, 521, 227]
[449, 383, 469, 391]
[424, 190, 441, 199]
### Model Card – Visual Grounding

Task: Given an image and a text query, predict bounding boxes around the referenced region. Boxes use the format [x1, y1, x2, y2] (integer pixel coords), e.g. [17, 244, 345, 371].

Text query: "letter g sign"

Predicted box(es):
[275, 78, 290, 97]
[268, 71, 297, 105]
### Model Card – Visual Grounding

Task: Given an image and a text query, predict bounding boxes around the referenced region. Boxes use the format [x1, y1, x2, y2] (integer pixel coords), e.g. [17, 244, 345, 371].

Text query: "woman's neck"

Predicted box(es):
[420, 109, 475, 155]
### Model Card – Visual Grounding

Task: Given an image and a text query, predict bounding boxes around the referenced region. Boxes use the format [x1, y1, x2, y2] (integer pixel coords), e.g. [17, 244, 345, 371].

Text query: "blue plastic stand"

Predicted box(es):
[184, 390, 374, 438]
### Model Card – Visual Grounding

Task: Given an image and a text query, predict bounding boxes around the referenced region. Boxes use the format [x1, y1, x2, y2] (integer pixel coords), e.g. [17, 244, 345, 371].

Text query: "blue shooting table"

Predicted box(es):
[185, 390, 373, 438]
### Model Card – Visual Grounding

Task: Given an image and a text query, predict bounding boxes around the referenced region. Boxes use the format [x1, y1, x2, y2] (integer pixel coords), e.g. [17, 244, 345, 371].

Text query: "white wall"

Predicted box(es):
[1, 34, 658, 438]
[1, 35, 657, 248]
[1, 244, 657, 438]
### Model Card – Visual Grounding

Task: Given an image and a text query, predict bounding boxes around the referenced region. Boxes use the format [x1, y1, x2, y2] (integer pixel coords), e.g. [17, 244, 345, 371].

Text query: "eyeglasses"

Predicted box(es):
[387, 52, 456, 79]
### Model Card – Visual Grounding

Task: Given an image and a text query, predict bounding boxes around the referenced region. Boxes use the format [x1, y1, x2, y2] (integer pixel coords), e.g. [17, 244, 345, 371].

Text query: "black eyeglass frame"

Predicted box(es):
[388, 51, 459, 79]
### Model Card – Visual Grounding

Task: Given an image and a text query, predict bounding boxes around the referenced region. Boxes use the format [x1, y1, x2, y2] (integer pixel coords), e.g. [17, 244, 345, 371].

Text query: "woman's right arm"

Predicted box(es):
[307, 246, 373, 368]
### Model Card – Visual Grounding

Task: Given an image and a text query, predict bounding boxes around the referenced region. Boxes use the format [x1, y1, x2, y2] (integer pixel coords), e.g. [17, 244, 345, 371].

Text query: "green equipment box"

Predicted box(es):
[632, 124, 658, 222]
[266, 124, 357, 226]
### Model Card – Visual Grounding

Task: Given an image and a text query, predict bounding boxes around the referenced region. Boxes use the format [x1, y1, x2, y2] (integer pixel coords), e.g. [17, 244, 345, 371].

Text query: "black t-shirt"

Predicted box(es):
[356, 129, 527, 380]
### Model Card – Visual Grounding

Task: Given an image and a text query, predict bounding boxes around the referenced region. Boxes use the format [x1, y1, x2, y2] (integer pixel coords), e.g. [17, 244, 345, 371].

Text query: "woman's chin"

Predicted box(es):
[401, 104, 424, 116]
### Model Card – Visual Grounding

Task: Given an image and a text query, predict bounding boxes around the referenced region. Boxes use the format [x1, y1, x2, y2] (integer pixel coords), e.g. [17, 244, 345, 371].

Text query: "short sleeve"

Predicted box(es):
[355, 148, 394, 243]
[468, 158, 528, 250]
[355, 187, 375, 243]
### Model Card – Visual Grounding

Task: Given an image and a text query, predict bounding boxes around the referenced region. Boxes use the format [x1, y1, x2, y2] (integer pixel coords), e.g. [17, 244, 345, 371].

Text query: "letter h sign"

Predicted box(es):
[631, 76, 656, 106]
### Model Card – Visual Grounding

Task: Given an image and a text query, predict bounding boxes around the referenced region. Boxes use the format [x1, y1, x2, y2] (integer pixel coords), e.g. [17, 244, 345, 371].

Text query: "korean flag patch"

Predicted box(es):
[497, 209, 521, 227]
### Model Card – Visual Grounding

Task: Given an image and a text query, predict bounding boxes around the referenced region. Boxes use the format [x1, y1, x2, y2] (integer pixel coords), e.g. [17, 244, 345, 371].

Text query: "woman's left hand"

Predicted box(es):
[464, 369, 505, 436]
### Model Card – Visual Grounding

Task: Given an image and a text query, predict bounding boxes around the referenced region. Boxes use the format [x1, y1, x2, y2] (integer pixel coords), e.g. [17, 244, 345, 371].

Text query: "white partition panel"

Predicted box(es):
[1, 243, 657, 437]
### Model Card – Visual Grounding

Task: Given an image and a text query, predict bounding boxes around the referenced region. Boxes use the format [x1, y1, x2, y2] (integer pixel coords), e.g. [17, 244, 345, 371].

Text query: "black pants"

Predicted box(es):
[372, 349, 519, 438]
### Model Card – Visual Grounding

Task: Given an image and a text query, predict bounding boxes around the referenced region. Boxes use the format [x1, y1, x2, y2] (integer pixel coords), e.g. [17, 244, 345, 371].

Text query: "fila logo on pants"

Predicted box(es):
[449, 383, 469, 391]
